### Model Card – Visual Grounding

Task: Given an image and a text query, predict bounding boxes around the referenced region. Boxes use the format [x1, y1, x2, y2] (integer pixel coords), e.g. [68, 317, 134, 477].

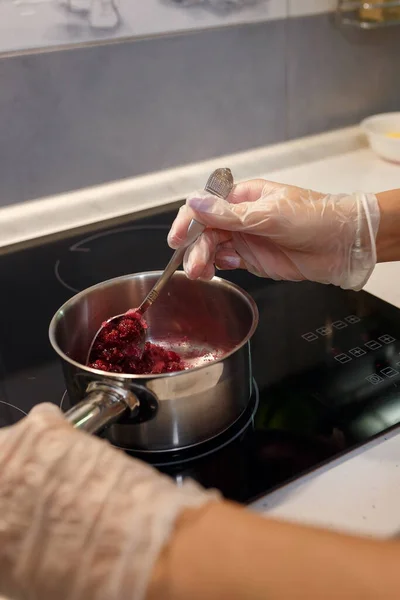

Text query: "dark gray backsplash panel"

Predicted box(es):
[0, 13, 399, 208]
[287, 13, 400, 139]
[0, 22, 286, 207]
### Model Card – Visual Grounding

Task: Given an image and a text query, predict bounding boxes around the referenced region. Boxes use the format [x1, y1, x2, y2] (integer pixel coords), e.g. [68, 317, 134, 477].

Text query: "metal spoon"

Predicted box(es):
[86, 167, 234, 364]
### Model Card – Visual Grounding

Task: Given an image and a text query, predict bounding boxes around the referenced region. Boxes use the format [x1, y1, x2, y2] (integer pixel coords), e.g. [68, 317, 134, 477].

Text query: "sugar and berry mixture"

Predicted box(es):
[87, 310, 184, 375]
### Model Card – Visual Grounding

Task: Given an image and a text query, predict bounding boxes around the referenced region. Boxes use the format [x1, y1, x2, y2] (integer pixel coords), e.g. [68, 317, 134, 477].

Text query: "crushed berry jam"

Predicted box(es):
[87, 310, 185, 375]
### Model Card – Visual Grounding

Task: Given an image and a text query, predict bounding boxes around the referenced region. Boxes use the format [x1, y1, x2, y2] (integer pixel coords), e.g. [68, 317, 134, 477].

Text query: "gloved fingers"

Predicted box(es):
[185, 194, 278, 234]
[168, 203, 195, 249]
[183, 229, 231, 279]
[168, 179, 269, 250]
[228, 234, 305, 281]
[182, 225, 305, 279]
[167, 188, 239, 250]
[168, 179, 326, 250]
[215, 248, 246, 271]
[260, 181, 325, 205]
[187, 188, 338, 243]
[199, 262, 216, 281]
[228, 178, 268, 204]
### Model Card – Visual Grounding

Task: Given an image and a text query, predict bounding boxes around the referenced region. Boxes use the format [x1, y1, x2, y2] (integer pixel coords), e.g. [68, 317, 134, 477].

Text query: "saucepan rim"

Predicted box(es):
[49, 270, 259, 380]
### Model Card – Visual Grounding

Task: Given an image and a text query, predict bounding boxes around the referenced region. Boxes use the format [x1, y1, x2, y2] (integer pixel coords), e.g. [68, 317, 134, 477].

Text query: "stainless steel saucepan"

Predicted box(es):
[49, 271, 258, 451]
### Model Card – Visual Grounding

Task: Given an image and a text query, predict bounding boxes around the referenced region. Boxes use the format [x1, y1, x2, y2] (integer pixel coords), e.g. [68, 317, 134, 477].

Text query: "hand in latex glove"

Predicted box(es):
[0, 404, 217, 600]
[168, 179, 380, 291]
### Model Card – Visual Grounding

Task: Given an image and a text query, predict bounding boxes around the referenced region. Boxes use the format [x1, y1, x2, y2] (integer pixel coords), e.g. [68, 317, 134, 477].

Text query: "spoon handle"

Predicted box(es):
[137, 168, 234, 315]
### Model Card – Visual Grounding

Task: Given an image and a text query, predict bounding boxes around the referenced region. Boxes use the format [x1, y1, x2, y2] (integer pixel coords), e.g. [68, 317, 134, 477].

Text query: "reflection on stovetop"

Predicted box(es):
[1, 207, 400, 503]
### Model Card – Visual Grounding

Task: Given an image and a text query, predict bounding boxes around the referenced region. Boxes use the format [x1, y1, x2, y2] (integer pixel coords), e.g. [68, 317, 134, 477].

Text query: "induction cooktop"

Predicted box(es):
[1, 207, 399, 504]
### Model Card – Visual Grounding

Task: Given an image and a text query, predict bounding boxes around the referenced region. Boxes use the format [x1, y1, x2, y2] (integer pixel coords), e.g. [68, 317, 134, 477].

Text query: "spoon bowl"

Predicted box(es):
[86, 309, 147, 367]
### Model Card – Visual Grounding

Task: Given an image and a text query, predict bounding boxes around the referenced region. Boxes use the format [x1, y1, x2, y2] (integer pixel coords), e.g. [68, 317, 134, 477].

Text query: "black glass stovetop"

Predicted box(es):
[1, 207, 400, 504]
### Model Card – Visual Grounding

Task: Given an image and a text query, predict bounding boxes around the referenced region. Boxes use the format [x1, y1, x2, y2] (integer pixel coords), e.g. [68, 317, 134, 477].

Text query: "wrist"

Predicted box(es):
[376, 189, 400, 262]
[146, 502, 221, 600]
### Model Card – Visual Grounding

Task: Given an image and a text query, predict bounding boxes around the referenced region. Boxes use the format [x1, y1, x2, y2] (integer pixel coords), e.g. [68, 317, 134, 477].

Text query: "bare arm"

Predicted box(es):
[149, 502, 400, 600]
[376, 189, 400, 262]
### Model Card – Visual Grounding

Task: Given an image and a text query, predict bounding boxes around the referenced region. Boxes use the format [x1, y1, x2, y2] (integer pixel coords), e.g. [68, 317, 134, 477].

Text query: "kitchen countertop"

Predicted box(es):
[2, 125, 400, 538]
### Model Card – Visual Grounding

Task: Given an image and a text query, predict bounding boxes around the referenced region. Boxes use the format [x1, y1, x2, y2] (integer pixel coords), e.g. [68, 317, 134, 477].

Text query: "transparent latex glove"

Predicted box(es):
[0, 404, 218, 600]
[168, 179, 380, 291]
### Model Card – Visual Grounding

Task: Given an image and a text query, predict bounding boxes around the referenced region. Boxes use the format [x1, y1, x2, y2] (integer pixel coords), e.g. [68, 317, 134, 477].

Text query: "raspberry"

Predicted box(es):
[88, 359, 111, 372]
[87, 312, 185, 375]
[117, 316, 144, 339]
[98, 327, 120, 345]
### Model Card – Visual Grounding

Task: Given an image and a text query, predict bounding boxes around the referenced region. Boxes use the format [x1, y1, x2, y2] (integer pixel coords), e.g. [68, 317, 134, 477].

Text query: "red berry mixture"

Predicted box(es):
[87, 310, 185, 375]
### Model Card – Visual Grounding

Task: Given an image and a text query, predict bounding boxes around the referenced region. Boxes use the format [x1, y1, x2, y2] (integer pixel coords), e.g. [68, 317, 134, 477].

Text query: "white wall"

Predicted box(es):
[1, 0, 335, 56]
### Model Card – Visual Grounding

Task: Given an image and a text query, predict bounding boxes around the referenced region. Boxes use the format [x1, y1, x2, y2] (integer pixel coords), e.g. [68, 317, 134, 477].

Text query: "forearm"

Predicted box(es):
[148, 502, 400, 600]
[376, 189, 400, 262]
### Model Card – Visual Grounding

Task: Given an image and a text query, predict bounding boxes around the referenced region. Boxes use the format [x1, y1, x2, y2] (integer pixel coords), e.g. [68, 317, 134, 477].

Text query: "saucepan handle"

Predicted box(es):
[65, 380, 140, 434]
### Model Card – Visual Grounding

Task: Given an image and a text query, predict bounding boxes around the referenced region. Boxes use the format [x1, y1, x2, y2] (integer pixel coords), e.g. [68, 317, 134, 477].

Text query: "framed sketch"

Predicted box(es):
[1, 0, 285, 56]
